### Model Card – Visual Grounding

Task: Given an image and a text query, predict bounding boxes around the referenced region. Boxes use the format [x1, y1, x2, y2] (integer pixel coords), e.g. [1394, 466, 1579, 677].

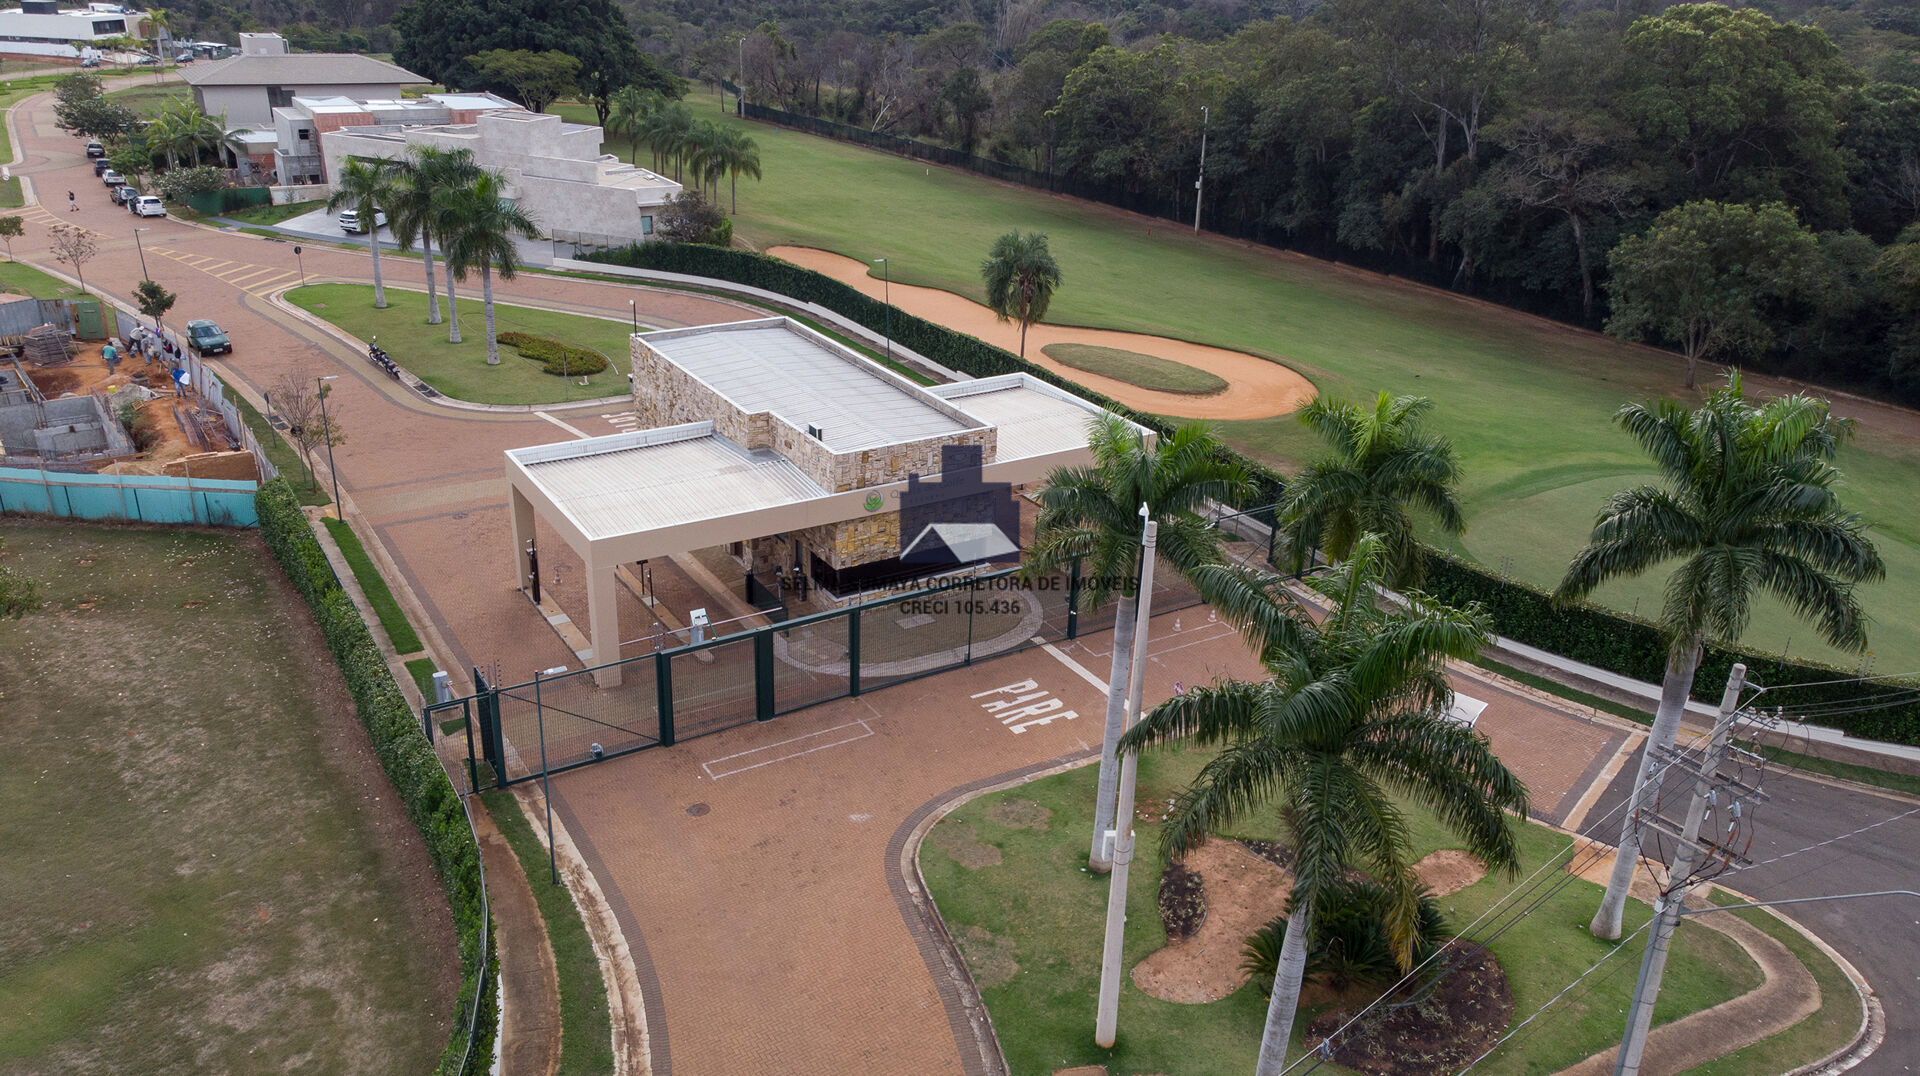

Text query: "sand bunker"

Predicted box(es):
[767, 246, 1316, 421]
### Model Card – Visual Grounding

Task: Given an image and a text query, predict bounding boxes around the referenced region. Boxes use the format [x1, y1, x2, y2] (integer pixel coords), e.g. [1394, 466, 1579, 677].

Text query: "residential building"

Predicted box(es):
[0, 1, 145, 58]
[179, 32, 427, 128]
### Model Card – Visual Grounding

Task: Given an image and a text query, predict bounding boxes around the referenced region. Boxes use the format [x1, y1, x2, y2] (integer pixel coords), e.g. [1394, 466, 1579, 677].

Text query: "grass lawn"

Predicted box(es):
[637, 108, 1920, 676]
[222, 200, 321, 226]
[1042, 342, 1228, 396]
[102, 81, 187, 116]
[287, 283, 635, 406]
[922, 750, 1787, 1076]
[323, 516, 424, 654]
[0, 520, 456, 1072]
[479, 791, 614, 1075]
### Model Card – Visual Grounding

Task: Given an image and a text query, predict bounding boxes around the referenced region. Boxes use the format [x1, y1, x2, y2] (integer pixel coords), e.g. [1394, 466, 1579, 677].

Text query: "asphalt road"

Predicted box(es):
[1580, 748, 1920, 1073]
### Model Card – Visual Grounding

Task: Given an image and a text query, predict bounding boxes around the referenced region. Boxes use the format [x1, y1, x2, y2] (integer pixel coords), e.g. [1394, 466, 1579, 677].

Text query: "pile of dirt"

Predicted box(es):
[1157, 861, 1207, 940]
[1303, 943, 1513, 1076]
[1131, 840, 1292, 1003]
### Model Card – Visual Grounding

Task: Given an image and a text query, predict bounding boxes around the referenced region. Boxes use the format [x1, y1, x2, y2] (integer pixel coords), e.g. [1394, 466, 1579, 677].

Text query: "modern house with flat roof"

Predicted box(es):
[0, 1, 144, 58]
[321, 108, 681, 246]
[252, 91, 519, 185]
[506, 317, 1144, 685]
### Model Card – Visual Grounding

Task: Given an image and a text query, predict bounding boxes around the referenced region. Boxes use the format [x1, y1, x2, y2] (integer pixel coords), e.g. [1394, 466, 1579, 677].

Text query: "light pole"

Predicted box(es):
[1192, 105, 1209, 234]
[316, 374, 341, 512]
[133, 226, 150, 280]
[293, 244, 305, 287]
[629, 299, 637, 333]
[873, 257, 890, 363]
[1095, 505, 1158, 1048]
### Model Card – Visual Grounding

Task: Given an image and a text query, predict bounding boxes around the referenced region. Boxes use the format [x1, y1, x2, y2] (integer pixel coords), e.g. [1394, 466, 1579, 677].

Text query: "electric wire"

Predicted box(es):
[1456, 916, 1659, 1073]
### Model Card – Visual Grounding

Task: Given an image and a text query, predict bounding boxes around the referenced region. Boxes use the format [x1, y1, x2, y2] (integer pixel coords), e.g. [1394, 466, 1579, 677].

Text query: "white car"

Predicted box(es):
[132, 196, 165, 218]
[338, 208, 387, 233]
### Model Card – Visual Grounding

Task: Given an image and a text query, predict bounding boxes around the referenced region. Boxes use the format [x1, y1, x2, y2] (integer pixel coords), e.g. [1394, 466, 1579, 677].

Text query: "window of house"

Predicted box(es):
[297, 128, 310, 141]
[641, 215, 654, 235]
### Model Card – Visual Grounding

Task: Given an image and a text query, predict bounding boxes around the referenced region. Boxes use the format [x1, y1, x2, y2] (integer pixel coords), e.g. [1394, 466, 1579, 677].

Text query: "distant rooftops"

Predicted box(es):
[182, 51, 429, 87]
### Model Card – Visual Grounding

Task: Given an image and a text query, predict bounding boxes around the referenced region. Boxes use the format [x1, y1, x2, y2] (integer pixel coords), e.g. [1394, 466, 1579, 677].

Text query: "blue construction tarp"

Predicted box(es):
[0, 466, 259, 526]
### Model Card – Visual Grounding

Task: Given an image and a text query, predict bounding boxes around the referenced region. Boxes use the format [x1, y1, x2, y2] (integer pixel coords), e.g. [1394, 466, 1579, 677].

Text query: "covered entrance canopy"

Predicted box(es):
[508, 349, 1150, 685]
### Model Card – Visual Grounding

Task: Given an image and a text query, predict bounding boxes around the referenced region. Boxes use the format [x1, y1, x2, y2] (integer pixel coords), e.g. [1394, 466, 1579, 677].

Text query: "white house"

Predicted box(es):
[179, 33, 427, 129]
[0, 1, 145, 58]
[322, 107, 683, 247]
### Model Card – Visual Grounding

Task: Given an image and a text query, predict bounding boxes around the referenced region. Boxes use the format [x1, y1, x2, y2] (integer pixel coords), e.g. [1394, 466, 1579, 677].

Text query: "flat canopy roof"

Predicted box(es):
[642, 320, 979, 452]
[509, 422, 827, 542]
[931, 375, 1130, 463]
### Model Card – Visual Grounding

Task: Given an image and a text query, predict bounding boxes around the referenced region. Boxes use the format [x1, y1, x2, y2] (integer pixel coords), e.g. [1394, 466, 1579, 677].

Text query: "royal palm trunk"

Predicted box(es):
[1591, 637, 1702, 940]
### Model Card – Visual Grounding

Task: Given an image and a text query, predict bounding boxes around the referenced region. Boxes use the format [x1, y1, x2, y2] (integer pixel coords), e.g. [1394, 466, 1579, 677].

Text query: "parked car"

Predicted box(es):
[135, 54, 158, 65]
[93, 158, 111, 176]
[174, 52, 193, 63]
[79, 56, 100, 68]
[100, 169, 124, 186]
[337, 208, 386, 233]
[84, 140, 105, 158]
[133, 196, 165, 218]
[185, 320, 230, 356]
[110, 184, 139, 205]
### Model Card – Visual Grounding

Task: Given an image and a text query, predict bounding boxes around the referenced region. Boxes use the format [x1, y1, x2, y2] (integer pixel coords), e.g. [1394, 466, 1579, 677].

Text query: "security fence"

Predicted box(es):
[438, 555, 1213, 791]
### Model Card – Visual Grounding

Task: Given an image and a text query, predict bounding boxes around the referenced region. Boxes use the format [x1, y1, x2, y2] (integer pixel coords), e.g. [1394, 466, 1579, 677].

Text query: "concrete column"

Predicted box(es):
[509, 485, 536, 598]
[587, 558, 623, 687]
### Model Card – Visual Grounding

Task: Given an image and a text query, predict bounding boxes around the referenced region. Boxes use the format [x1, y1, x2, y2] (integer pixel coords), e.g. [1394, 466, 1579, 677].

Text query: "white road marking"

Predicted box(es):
[1035, 637, 1108, 691]
[702, 720, 875, 779]
[535, 410, 590, 438]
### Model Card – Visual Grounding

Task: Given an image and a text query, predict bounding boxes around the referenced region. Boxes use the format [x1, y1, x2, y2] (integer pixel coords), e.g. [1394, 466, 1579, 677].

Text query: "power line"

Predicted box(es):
[1457, 916, 1658, 1073]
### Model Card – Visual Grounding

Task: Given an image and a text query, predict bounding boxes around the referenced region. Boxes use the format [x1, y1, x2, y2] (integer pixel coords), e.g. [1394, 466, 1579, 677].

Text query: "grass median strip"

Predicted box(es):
[480, 790, 614, 1075]
[1042, 341, 1229, 395]
[323, 516, 423, 654]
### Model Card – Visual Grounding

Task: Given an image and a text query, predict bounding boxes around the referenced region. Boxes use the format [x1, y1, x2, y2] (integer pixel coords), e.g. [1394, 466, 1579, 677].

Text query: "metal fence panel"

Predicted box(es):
[668, 638, 759, 741]
[0, 466, 259, 524]
[772, 610, 850, 714]
[857, 589, 980, 691]
[526, 664, 661, 771]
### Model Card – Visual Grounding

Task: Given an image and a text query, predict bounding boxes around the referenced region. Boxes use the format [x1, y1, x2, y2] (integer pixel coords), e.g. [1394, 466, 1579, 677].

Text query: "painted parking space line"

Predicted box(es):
[244, 270, 295, 292]
[702, 719, 876, 779]
[1036, 637, 1107, 692]
[535, 410, 590, 439]
[220, 266, 275, 285]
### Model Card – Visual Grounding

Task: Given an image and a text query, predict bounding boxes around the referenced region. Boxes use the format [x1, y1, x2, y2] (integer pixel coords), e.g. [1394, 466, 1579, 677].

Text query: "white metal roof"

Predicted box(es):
[642, 321, 978, 452]
[182, 52, 429, 87]
[932, 374, 1136, 462]
[509, 423, 827, 541]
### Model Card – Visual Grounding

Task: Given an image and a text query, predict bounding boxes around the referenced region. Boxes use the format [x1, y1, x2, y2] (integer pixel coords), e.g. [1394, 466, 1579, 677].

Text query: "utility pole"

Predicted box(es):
[1615, 663, 1758, 1076]
[1192, 105, 1209, 234]
[1095, 506, 1157, 1048]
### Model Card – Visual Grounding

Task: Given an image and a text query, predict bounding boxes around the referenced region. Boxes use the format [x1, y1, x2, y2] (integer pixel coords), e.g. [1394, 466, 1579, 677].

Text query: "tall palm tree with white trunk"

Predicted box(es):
[326, 157, 400, 309]
[436, 169, 541, 365]
[1023, 414, 1252, 872]
[390, 146, 479, 327]
[1122, 533, 1527, 1075]
[1556, 373, 1882, 940]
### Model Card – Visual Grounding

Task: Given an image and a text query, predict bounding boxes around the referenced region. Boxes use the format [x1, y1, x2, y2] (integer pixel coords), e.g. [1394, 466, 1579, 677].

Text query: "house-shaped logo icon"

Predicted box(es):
[898, 444, 1020, 567]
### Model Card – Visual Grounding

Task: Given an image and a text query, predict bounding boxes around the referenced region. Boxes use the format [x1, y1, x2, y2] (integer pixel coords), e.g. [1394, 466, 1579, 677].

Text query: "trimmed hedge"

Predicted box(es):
[497, 330, 611, 376]
[587, 241, 1920, 747]
[256, 480, 496, 1074]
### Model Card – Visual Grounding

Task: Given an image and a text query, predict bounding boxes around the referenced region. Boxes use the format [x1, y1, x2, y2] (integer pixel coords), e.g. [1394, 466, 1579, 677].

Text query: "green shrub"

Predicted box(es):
[582, 242, 1920, 746]
[1240, 878, 1451, 993]
[254, 480, 495, 1074]
[497, 331, 610, 376]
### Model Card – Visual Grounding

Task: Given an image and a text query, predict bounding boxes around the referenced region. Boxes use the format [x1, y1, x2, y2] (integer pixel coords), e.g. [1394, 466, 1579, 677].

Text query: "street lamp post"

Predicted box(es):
[317, 374, 341, 512]
[134, 226, 150, 280]
[293, 245, 304, 287]
[629, 299, 637, 333]
[873, 257, 890, 363]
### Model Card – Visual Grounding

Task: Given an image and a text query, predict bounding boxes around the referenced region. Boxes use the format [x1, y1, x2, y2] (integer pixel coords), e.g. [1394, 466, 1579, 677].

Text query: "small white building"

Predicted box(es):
[179, 32, 428, 129]
[0, 1, 145, 58]
[322, 107, 683, 248]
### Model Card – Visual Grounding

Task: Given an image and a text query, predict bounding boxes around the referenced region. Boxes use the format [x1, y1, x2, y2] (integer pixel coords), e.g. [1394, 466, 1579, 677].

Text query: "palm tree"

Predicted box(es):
[607, 85, 656, 166]
[390, 147, 479, 326]
[714, 125, 762, 213]
[1276, 391, 1465, 588]
[1121, 533, 1527, 1075]
[644, 102, 695, 179]
[680, 120, 723, 201]
[326, 157, 400, 309]
[436, 169, 541, 365]
[1023, 414, 1252, 872]
[980, 230, 1062, 359]
[143, 7, 173, 73]
[1556, 373, 1883, 940]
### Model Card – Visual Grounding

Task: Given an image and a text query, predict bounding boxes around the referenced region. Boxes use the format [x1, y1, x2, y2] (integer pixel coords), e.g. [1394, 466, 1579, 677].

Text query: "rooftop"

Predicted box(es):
[181, 52, 428, 87]
[930, 375, 1129, 463]
[640, 319, 981, 452]
[508, 422, 828, 541]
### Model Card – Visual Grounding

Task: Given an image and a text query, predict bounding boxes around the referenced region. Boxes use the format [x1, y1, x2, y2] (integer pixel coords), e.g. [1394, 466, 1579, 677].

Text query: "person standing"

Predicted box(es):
[67, 190, 77, 212]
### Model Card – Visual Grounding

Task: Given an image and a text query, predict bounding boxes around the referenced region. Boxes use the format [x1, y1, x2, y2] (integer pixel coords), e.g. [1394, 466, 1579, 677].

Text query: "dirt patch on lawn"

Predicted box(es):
[952, 924, 1019, 989]
[930, 822, 1003, 869]
[769, 246, 1317, 420]
[1413, 849, 1487, 896]
[1131, 840, 1293, 1003]
[985, 797, 1052, 830]
[1304, 943, 1512, 1076]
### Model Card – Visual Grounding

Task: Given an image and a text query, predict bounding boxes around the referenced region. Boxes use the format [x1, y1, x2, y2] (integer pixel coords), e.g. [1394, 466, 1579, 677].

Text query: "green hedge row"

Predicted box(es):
[498, 331, 612, 376]
[255, 480, 497, 1073]
[587, 242, 1920, 746]
[1422, 551, 1920, 745]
